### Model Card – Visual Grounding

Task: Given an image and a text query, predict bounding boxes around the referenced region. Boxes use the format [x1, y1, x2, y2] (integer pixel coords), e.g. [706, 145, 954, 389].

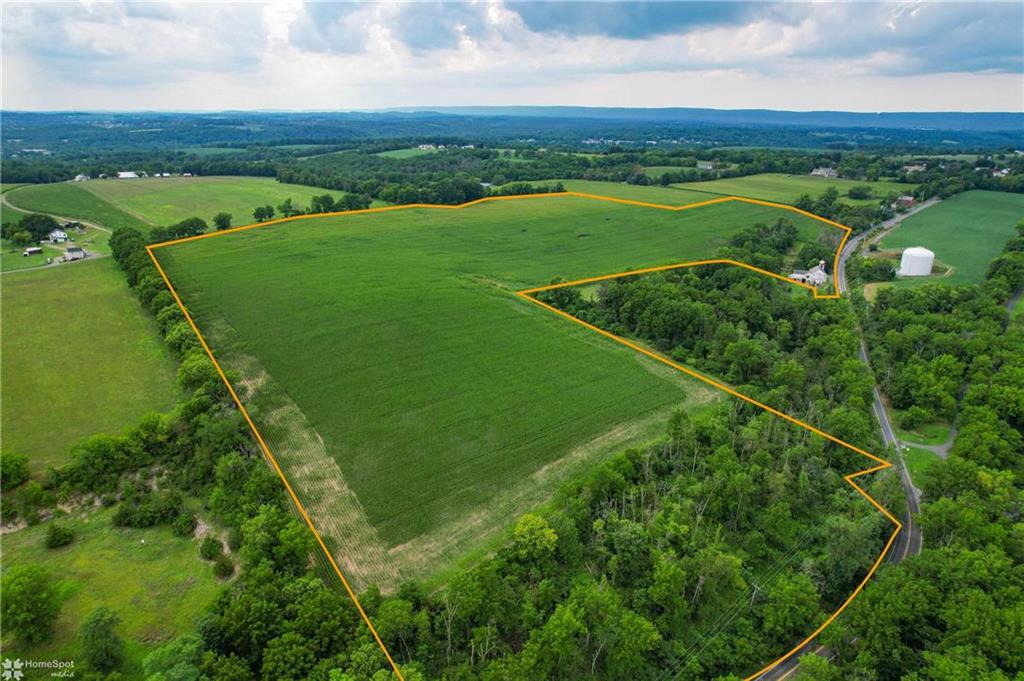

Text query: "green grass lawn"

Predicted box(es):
[0, 509, 222, 677]
[181, 146, 242, 156]
[1, 259, 180, 472]
[895, 418, 952, 446]
[2, 183, 28, 193]
[374, 147, 437, 159]
[540, 178, 719, 205]
[675, 173, 916, 206]
[0, 240, 63, 272]
[155, 194, 832, 587]
[880, 191, 1024, 285]
[5, 183, 150, 231]
[902, 446, 941, 483]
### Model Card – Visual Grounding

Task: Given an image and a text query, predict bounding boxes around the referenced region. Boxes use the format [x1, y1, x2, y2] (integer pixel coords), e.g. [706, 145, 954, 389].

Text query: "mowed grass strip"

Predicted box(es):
[1, 259, 179, 471]
[0, 510, 221, 676]
[80, 176, 379, 227]
[6, 183, 150, 231]
[155, 196, 831, 556]
[880, 190, 1024, 284]
[676, 173, 916, 206]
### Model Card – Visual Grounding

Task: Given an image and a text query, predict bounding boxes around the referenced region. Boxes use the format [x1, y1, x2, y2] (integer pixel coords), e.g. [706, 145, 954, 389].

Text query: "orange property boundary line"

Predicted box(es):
[146, 191, 896, 680]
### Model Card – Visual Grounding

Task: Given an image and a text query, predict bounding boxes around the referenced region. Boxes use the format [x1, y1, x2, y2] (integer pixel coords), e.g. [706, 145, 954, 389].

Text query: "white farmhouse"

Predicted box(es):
[74, 174, 90, 182]
[789, 260, 829, 287]
[47, 229, 69, 243]
[117, 171, 139, 179]
[810, 167, 838, 178]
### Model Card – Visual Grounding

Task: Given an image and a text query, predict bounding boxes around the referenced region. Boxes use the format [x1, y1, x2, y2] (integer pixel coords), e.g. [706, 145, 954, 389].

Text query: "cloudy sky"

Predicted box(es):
[2, 1, 1021, 112]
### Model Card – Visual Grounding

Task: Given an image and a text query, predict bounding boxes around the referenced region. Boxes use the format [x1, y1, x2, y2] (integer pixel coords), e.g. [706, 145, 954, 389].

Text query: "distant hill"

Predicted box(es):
[383, 106, 1024, 133]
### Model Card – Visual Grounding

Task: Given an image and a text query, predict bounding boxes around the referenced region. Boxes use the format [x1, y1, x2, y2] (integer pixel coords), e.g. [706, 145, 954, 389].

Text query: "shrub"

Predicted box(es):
[79, 607, 124, 673]
[213, 554, 235, 579]
[45, 523, 75, 549]
[200, 535, 223, 561]
[0, 452, 30, 490]
[173, 512, 197, 538]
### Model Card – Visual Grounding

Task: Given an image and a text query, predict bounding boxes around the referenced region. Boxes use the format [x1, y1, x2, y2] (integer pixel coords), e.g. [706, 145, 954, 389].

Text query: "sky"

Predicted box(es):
[2, 1, 1022, 112]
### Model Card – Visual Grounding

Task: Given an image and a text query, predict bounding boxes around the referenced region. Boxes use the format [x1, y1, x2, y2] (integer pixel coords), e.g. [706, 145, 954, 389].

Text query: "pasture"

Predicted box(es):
[155, 194, 837, 587]
[0, 509, 221, 676]
[675, 173, 916, 206]
[880, 191, 1024, 285]
[5, 183, 150, 231]
[79, 176, 355, 229]
[1, 259, 179, 472]
[537, 178, 717, 205]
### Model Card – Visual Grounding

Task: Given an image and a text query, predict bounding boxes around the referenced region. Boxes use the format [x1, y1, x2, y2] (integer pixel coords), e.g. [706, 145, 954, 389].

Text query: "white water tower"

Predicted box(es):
[899, 247, 934, 276]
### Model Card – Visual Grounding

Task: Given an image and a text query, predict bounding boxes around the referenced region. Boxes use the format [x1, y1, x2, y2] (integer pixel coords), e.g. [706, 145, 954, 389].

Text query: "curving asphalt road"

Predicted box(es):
[756, 203, 933, 681]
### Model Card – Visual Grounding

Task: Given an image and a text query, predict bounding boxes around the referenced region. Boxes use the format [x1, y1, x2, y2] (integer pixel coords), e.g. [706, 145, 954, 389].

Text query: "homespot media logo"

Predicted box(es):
[2, 658, 76, 679]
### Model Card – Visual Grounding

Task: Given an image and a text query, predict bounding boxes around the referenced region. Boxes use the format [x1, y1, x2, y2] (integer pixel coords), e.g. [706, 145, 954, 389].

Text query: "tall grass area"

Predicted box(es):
[155, 194, 833, 582]
[5, 183, 150, 231]
[0, 510, 221, 677]
[676, 173, 916, 206]
[881, 190, 1024, 284]
[1, 259, 179, 471]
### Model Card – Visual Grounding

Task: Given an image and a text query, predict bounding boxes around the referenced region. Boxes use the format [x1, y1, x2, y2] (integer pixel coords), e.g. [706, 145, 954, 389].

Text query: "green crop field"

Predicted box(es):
[155, 193, 837, 588]
[1, 259, 180, 472]
[539, 179, 717, 205]
[675, 173, 916, 206]
[5, 183, 150, 231]
[880, 191, 1024, 285]
[79, 177, 360, 229]
[0, 509, 221, 676]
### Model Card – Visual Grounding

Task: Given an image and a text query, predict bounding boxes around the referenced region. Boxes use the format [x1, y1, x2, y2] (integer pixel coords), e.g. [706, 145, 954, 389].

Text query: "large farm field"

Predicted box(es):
[5, 183, 150, 231]
[537, 178, 717, 204]
[676, 173, 916, 206]
[155, 193, 840, 588]
[1, 259, 180, 471]
[6, 177, 376, 233]
[880, 190, 1024, 284]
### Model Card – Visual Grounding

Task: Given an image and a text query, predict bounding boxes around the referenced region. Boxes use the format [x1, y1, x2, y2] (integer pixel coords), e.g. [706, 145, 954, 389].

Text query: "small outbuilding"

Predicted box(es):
[117, 171, 139, 179]
[23, 246, 43, 256]
[898, 247, 934, 276]
[65, 246, 86, 261]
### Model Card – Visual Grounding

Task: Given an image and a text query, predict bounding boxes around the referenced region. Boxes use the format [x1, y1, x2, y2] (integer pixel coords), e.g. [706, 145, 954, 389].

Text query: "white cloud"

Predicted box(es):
[1, 0, 1020, 111]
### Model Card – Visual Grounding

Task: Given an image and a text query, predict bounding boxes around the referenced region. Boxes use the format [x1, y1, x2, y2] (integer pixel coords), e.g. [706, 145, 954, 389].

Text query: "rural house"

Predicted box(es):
[47, 228, 68, 243]
[117, 171, 139, 179]
[65, 246, 86, 261]
[892, 196, 916, 210]
[810, 167, 838, 178]
[74, 173, 90, 181]
[789, 260, 829, 287]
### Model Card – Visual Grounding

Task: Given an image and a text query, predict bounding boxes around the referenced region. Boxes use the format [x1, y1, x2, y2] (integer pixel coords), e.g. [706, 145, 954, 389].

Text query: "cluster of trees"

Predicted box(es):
[810, 232, 1024, 680]
[1, 212, 62, 247]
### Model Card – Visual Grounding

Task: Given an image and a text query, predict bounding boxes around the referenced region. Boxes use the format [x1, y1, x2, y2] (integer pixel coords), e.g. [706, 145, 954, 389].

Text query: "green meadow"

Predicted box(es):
[374, 147, 438, 158]
[79, 177, 356, 229]
[542, 178, 717, 204]
[881, 190, 1024, 285]
[676, 173, 916, 206]
[1, 259, 179, 472]
[5, 183, 150, 231]
[155, 193, 833, 586]
[0, 509, 221, 676]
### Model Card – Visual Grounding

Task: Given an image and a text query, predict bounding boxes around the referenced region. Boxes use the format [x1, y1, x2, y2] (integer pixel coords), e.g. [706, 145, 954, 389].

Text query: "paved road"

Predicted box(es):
[757, 203, 933, 681]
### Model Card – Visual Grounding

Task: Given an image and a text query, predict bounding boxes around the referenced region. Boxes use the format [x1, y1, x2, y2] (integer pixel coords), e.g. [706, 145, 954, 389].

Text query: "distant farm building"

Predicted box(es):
[74, 174, 90, 182]
[47, 229, 69, 243]
[902, 164, 927, 174]
[697, 160, 718, 171]
[65, 246, 86, 261]
[789, 260, 829, 287]
[810, 167, 838, 178]
[23, 246, 43, 256]
[899, 247, 934, 276]
[892, 196, 916, 210]
[117, 171, 139, 179]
